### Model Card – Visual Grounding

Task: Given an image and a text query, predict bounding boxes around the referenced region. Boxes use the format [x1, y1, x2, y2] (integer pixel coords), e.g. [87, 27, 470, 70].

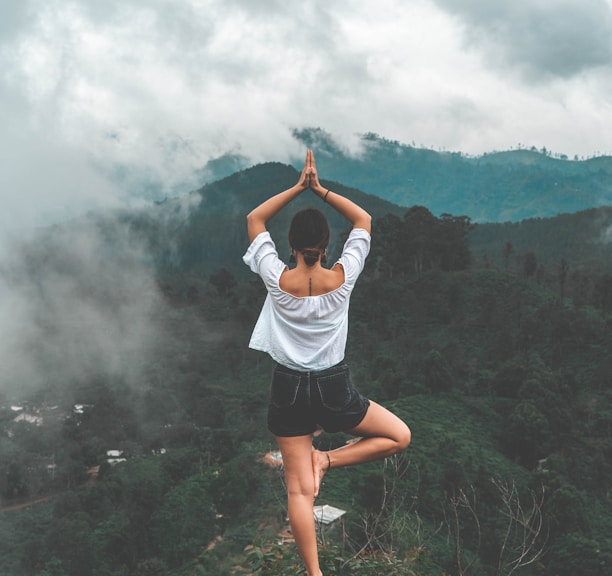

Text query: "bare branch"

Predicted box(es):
[446, 485, 481, 576]
[492, 478, 548, 576]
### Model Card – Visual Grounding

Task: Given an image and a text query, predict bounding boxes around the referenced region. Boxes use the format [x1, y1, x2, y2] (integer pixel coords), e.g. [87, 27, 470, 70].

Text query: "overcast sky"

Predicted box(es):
[2, 0, 612, 229]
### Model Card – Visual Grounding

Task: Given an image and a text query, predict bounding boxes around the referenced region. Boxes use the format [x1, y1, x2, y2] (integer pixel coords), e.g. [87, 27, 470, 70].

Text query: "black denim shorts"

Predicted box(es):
[267, 361, 370, 437]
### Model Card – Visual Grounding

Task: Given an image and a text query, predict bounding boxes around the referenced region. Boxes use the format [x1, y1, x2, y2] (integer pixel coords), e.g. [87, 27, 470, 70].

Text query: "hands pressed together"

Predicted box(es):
[246, 148, 370, 242]
[297, 149, 326, 197]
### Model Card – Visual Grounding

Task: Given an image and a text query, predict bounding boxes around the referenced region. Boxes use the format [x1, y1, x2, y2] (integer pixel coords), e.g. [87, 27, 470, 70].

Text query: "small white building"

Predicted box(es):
[74, 404, 94, 414]
[106, 450, 127, 465]
[313, 504, 346, 527]
[263, 450, 283, 467]
[13, 412, 43, 426]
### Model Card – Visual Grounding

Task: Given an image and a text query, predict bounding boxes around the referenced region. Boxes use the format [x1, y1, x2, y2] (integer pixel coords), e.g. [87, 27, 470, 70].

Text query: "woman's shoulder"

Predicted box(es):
[339, 228, 370, 267]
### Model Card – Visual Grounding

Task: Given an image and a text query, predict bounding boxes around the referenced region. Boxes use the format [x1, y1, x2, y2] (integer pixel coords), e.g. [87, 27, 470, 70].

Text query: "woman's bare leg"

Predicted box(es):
[275, 403, 409, 573]
[313, 401, 411, 491]
[276, 434, 323, 576]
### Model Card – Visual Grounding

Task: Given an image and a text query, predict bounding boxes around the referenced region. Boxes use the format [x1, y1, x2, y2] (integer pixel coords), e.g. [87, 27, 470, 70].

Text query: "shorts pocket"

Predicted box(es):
[316, 370, 353, 411]
[270, 370, 301, 408]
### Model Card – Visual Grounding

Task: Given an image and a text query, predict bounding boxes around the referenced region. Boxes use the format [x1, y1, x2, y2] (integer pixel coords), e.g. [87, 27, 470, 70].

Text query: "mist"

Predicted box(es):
[3, 0, 612, 237]
[0, 213, 167, 400]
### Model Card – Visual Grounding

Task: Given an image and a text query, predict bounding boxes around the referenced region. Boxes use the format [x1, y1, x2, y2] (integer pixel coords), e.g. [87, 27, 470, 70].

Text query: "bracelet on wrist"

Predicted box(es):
[323, 189, 331, 203]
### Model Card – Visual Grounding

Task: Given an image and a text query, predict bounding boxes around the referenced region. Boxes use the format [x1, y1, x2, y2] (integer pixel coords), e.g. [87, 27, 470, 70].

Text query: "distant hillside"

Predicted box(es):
[119, 163, 612, 283]
[200, 129, 612, 222]
[469, 206, 612, 273]
[289, 128, 612, 222]
[129, 162, 407, 282]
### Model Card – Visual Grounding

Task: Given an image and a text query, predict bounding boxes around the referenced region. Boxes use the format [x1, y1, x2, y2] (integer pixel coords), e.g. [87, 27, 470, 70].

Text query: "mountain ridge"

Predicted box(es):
[201, 128, 612, 222]
[143, 161, 612, 279]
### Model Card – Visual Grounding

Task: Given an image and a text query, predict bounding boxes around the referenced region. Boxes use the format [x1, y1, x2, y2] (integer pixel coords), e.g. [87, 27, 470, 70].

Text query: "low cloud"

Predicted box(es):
[1, 0, 612, 235]
[0, 215, 166, 397]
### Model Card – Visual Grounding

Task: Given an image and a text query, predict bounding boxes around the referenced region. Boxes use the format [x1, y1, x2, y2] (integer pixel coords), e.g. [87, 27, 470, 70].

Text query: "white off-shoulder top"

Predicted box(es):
[243, 228, 370, 371]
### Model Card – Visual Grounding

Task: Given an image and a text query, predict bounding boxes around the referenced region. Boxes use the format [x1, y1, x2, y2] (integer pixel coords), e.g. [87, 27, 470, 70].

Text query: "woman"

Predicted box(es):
[243, 150, 411, 576]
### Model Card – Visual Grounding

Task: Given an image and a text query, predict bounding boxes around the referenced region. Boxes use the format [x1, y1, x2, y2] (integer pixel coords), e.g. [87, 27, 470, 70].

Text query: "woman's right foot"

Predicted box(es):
[312, 449, 330, 498]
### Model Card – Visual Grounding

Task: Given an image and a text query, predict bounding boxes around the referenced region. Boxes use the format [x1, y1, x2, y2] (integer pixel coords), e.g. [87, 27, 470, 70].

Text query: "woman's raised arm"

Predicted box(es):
[308, 152, 371, 233]
[246, 150, 314, 242]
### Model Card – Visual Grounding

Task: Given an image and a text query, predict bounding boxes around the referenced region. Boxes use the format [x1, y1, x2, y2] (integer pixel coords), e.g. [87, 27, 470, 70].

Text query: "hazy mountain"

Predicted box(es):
[290, 128, 612, 222]
[470, 206, 612, 273]
[110, 161, 612, 283]
[203, 128, 612, 223]
[128, 162, 407, 282]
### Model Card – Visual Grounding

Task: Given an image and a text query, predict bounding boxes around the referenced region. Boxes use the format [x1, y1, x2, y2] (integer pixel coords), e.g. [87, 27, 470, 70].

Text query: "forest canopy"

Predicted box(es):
[0, 163, 611, 576]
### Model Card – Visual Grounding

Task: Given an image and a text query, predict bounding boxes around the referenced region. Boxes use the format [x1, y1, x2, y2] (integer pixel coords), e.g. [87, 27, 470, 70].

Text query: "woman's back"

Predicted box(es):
[279, 264, 345, 298]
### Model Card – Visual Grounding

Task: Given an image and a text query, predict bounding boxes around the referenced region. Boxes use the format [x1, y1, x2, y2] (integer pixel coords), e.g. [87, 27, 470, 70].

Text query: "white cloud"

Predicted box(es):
[432, 0, 612, 80]
[1, 0, 612, 229]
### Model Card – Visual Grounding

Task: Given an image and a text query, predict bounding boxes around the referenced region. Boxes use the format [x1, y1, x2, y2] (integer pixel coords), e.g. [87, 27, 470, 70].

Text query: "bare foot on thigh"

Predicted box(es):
[312, 449, 330, 498]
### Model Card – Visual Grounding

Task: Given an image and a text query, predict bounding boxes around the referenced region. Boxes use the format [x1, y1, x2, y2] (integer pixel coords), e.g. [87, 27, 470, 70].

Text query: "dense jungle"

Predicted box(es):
[1, 157, 611, 575]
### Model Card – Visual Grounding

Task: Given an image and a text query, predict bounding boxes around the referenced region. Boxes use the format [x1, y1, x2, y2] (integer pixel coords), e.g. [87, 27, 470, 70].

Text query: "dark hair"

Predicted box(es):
[288, 208, 330, 267]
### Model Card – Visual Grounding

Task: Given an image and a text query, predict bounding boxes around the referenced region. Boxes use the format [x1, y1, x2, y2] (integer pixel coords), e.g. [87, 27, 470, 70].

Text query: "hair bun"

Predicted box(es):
[302, 248, 321, 267]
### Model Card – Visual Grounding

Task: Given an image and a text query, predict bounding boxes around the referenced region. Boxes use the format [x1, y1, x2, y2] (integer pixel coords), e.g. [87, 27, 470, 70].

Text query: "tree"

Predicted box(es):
[521, 252, 537, 278]
[558, 258, 569, 299]
[35, 557, 68, 576]
[209, 267, 237, 297]
[152, 474, 216, 567]
[211, 456, 251, 515]
[403, 206, 439, 273]
[545, 533, 611, 576]
[507, 400, 552, 467]
[502, 242, 514, 271]
[372, 206, 473, 275]
[117, 457, 165, 563]
[438, 213, 473, 271]
[45, 512, 96, 576]
[594, 273, 612, 315]
[367, 213, 403, 278]
[423, 349, 454, 393]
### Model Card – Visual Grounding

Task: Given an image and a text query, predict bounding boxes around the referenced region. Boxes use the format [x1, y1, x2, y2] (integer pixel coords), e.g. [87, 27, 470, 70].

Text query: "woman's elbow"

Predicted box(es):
[356, 213, 372, 233]
[247, 213, 265, 240]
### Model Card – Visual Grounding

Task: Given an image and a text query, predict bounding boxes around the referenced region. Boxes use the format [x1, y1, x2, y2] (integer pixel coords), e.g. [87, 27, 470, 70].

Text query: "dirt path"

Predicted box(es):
[1, 466, 99, 513]
[1, 494, 57, 512]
